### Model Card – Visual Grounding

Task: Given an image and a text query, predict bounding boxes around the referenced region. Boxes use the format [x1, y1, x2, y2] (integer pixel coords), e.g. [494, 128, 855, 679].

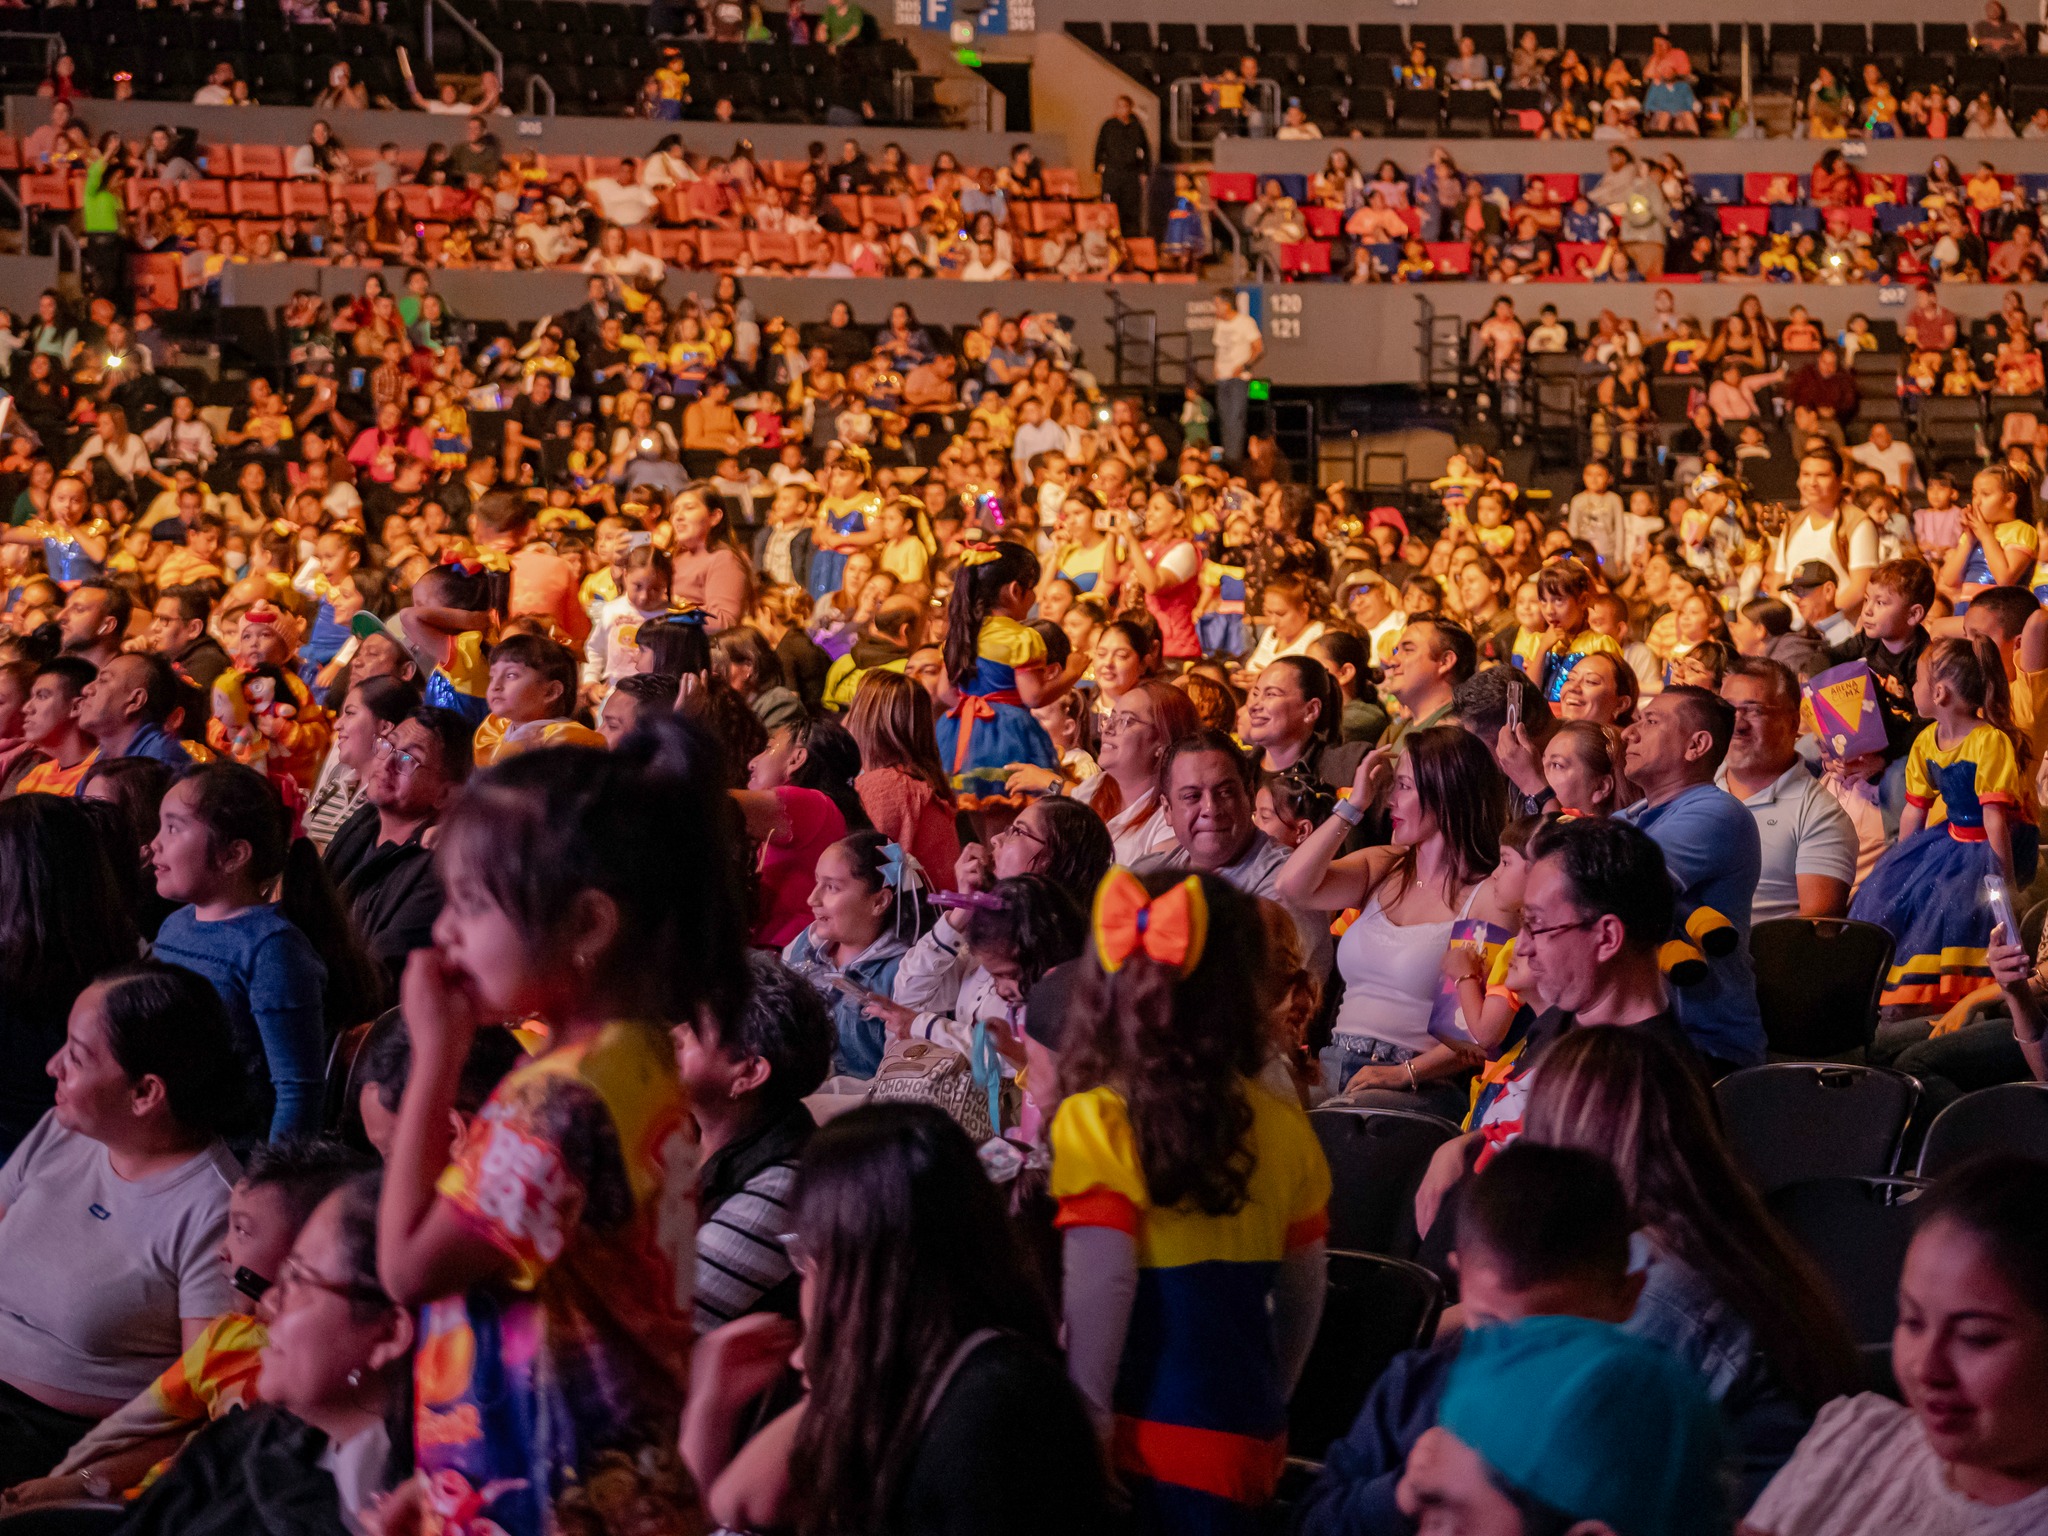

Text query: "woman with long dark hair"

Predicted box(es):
[1277, 724, 1515, 1118]
[0, 795, 140, 1157]
[682, 1103, 1111, 1535]
[1526, 1025, 1861, 1500]
[670, 481, 752, 632]
[1053, 869, 1328, 1533]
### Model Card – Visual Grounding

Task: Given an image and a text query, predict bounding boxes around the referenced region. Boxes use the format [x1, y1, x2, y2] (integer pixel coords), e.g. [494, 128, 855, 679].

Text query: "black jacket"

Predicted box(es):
[323, 805, 444, 1006]
[114, 1406, 369, 1536]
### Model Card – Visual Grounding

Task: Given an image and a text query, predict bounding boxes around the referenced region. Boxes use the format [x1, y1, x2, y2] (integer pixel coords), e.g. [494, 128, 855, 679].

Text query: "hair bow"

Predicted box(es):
[267, 519, 296, 539]
[957, 541, 1004, 569]
[329, 520, 366, 538]
[1091, 867, 1208, 978]
[835, 442, 872, 468]
[932, 889, 1004, 913]
[438, 551, 485, 579]
[651, 605, 708, 627]
[878, 841, 925, 894]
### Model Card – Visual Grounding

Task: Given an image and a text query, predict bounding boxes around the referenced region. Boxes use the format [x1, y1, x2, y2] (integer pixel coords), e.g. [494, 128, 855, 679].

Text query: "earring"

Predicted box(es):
[346, 1368, 363, 1390]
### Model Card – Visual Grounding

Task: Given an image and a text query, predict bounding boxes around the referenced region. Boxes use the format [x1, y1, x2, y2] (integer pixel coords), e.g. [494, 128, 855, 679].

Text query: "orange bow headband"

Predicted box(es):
[1091, 867, 1209, 978]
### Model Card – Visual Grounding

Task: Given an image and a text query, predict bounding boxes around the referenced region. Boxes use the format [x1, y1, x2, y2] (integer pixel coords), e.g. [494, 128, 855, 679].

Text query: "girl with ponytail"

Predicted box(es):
[1051, 867, 1330, 1534]
[933, 540, 1069, 810]
[1851, 633, 2039, 1009]
[149, 761, 382, 1139]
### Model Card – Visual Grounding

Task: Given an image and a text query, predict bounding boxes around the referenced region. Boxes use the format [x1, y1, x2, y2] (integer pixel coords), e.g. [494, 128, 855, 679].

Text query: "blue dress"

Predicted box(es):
[1850, 722, 2039, 1009]
[933, 615, 1058, 809]
[807, 495, 877, 601]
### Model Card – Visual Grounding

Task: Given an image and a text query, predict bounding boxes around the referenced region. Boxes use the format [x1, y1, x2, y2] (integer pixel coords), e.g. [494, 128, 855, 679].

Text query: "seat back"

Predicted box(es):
[1749, 918, 1893, 1057]
[1766, 1176, 1926, 1344]
[1310, 1105, 1460, 1256]
[1289, 1251, 1443, 1460]
[1716, 1064, 1918, 1192]
[1918, 1082, 2048, 1178]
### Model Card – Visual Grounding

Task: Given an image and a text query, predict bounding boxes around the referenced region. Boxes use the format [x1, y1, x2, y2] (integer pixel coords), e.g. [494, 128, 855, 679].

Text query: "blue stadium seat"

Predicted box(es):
[1693, 174, 1744, 206]
[1476, 172, 1524, 200]
[1770, 206, 1823, 235]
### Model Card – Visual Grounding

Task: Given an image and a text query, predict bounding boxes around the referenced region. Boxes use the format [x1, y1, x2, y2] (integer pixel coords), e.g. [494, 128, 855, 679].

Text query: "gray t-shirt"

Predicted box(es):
[0, 1114, 239, 1401]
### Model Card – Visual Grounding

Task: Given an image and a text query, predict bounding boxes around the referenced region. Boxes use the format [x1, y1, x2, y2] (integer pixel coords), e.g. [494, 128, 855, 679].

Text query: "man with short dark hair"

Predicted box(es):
[1298, 1143, 1644, 1536]
[75, 652, 190, 768]
[323, 706, 473, 1001]
[1718, 657, 1856, 923]
[1620, 687, 1765, 1072]
[1140, 730, 1330, 978]
[7, 657, 101, 797]
[56, 579, 130, 671]
[1092, 94, 1152, 242]
[1380, 618, 1475, 756]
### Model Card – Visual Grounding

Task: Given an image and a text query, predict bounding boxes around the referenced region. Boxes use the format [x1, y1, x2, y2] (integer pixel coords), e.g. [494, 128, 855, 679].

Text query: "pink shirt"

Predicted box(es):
[671, 545, 750, 631]
[753, 786, 845, 947]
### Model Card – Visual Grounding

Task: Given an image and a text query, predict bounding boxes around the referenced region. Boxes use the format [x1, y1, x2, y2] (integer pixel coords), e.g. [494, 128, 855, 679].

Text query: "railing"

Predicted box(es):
[426, 0, 553, 116]
[1167, 76, 1282, 154]
[0, 31, 65, 76]
[0, 174, 24, 242]
[50, 224, 80, 283]
[1206, 204, 1249, 282]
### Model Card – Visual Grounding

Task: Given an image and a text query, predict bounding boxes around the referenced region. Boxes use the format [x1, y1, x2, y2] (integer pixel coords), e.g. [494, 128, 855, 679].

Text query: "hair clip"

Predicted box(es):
[437, 551, 484, 578]
[957, 541, 1004, 568]
[1092, 867, 1209, 977]
[878, 841, 925, 893]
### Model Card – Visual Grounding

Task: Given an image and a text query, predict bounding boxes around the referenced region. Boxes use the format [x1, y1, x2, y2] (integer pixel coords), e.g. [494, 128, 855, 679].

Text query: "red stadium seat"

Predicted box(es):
[1743, 173, 1802, 205]
[1074, 201, 1118, 233]
[748, 231, 799, 265]
[1304, 205, 1342, 239]
[20, 174, 73, 210]
[698, 228, 746, 265]
[0, 136, 19, 172]
[1718, 206, 1769, 237]
[1554, 241, 1601, 277]
[1279, 241, 1332, 277]
[399, 185, 435, 221]
[336, 183, 379, 218]
[650, 228, 696, 264]
[1426, 241, 1472, 274]
[859, 194, 912, 230]
[1208, 172, 1256, 203]
[829, 194, 863, 228]
[1823, 206, 1875, 233]
[177, 179, 230, 214]
[1042, 166, 1081, 198]
[1125, 237, 1159, 272]
[125, 178, 164, 212]
[232, 144, 288, 179]
[794, 230, 837, 266]
[229, 180, 282, 217]
[1530, 173, 1579, 204]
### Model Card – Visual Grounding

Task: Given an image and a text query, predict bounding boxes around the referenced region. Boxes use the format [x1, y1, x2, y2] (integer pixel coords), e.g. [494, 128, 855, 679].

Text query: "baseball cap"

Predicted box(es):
[1439, 1315, 1727, 1536]
[1781, 560, 1838, 594]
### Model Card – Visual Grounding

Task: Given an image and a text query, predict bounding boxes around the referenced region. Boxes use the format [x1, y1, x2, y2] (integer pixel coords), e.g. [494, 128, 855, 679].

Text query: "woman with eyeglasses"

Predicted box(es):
[301, 676, 423, 853]
[1011, 678, 1198, 867]
[0, 963, 243, 1484]
[681, 1103, 1112, 1536]
[104, 1171, 413, 1535]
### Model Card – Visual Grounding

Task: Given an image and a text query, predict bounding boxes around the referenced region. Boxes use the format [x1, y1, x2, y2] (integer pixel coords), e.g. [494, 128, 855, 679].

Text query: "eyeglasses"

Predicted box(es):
[994, 819, 1045, 850]
[374, 737, 427, 776]
[1520, 915, 1596, 948]
[274, 1254, 389, 1309]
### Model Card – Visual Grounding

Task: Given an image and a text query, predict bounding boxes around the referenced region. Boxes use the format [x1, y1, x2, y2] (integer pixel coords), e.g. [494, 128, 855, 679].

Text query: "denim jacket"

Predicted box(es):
[782, 926, 909, 1078]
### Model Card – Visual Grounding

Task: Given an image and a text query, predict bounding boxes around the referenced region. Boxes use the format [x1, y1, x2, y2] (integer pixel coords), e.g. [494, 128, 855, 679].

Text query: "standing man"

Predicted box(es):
[1093, 95, 1152, 242]
[1208, 291, 1263, 464]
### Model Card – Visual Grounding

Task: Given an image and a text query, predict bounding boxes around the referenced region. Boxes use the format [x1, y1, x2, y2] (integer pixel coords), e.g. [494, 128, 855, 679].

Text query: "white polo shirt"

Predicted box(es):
[1714, 759, 1859, 925]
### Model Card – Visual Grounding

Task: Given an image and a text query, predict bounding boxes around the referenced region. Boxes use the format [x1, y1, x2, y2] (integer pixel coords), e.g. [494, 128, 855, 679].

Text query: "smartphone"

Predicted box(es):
[1986, 873, 2019, 947]
[1504, 684, 1523, 736]
[231, 1265, 272, 1302]
[1093, 509, 1113, 533]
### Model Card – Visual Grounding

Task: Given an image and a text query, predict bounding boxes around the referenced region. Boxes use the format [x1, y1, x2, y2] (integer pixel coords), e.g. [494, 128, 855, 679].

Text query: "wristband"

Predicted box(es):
[1332, 797, 1366, 827]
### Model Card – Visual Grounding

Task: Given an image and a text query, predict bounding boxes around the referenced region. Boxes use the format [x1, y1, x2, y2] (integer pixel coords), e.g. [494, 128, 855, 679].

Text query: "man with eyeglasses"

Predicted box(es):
[1716, 657, 1856, 924]
[1619, 687, 1767, 1076]
[322, 706, 475, 1005]
[1413, 818, 1695, 1245]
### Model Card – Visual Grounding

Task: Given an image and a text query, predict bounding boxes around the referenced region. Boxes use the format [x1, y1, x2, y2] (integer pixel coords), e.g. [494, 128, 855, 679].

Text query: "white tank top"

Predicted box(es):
[1332, 878, 1480, 1055]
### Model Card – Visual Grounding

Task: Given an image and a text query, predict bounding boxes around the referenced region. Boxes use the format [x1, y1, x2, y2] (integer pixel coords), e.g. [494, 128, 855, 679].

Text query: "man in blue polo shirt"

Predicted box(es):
[1620, 686, 1767, 1074]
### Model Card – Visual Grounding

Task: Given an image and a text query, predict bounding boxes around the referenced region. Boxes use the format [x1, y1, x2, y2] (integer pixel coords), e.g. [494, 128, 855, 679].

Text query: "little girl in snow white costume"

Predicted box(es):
[208, 601, 332, 804]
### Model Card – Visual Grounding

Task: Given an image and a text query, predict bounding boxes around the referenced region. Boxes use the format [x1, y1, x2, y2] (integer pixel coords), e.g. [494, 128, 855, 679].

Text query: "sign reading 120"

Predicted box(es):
[1266, 290, 1302, 340]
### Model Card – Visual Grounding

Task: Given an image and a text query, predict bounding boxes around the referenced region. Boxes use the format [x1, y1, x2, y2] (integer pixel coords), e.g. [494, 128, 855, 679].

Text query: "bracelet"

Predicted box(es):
[1332, 797, 1367, 827]
[1405, 1060, 1418, 1090]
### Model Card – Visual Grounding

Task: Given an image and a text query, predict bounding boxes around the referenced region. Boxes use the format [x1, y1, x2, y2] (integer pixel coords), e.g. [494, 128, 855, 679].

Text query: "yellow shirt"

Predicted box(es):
[472, 713, 608, 767]
[878, 535, 929, 585]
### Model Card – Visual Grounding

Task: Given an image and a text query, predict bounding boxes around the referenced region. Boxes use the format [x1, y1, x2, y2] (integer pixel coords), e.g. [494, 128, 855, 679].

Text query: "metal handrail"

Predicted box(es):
[0, 31, 64, 74]
[525, 73, 555, 115]
[423, 0, 504, 92]
[0, 174, 24, 239]
[1205, 204, 1248, 282]
[1167, 76, 1282, 153]
[50, 224, 80, 282]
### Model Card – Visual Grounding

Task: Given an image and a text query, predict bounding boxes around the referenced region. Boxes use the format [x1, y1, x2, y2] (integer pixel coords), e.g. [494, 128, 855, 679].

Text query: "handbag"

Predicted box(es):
[866, 1039, 996, 1142]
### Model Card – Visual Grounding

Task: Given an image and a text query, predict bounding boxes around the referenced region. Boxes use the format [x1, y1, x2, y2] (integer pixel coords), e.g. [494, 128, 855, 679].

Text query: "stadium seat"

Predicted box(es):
[1917, 1083, 2048, 1177]
[1768, 1177, 1925, 1345]
[1310, 1104, 1460, 1256]
[1278, 241, 1332, 277]
[1208, 172, 1257, 203]
[1718, 206, 1769, 238]
[1769, 206, 1823, 236]
[1289, 1252, 1443, 1461]
[231, 144, 288, 179]
[1692, 174, 1745, 206]
[229, 180, 283, 217]
[1716, 1065, 1919, 1193]
[1749, 918, 1893, 1058]
[1303, 206, 1342, 239]
[177, 180, 231, 215]
[1427, 242, 1473, 274]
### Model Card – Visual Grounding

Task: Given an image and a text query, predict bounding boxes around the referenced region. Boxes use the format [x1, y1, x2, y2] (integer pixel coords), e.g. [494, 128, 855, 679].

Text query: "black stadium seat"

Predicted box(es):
[1289, 1253, 1443, 1461]
[1156, 21, 1199, 53]
[1253, 23, 1300, 54]
[1871, 23, 1919, 56]
[1716, 1065, 1919, 1193]
[1306, 25, 1355, 56]
[1358, 23, 1404, 58]
[1207, 22, 1251, 56]
[1918, 1083, 2048, 1177]
[1062, 20, 1105, 52]
[1563, 23, 1609, 59]
[1311, 1105, 1459, 1257]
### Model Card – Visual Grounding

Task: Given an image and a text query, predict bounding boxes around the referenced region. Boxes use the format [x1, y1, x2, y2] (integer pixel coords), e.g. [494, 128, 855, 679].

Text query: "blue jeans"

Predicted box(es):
[1319, 1038, 1470, 1122]
[1216, 376, 1249, 462]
